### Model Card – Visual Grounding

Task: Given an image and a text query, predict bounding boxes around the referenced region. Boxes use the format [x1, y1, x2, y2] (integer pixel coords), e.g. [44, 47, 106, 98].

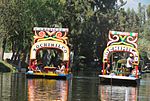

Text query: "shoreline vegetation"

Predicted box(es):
[0, 1, 149, 70]
[0, 60, 17, 73]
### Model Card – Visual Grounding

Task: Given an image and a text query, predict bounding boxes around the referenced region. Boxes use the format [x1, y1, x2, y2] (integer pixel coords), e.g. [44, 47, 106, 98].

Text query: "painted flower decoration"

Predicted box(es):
[38, 31, 46, 38]
[56, 32, 63, 39]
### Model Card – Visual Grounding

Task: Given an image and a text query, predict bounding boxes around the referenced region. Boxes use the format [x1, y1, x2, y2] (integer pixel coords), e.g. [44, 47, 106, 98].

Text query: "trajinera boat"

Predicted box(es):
[99, 31, 141, 86]
[26, 27, 72, 80]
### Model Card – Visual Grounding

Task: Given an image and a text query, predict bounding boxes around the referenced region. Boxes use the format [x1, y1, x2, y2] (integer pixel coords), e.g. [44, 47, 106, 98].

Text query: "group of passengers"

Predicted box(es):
[28, 59, 66, 74]
[105, 54, 137, 76]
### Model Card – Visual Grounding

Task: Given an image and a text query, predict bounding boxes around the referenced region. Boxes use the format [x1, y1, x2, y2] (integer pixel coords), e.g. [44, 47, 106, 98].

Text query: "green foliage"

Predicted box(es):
[0, 0, 149, 64]
[146, 5, 150, 19]
[124, 3, 150, 61]
[138, 19, 150, 60]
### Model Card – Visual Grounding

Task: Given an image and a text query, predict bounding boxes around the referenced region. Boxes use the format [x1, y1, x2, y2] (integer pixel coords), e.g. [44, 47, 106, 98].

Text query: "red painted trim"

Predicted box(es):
[135, 65, 138, 78]
[102, 63, 105, 75]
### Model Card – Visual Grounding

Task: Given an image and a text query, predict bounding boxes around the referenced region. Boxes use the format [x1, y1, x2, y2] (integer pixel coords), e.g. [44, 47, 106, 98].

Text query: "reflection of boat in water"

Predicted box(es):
[26, 27, 72, 80]
[0, 73, 27, 101]
[99, 31, 141, 86]
[28, 79, 71, 101]
[99, 85, 138, 101]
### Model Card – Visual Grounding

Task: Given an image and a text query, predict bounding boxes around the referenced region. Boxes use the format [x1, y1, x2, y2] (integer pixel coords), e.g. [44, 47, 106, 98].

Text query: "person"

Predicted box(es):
[106, 63, 111, 75]
[56, 62, 66, 74]
[29, 60, 38, 71]
[28, 60, 42, 72]
[37, 59, 44, 71]
[126, 54, 134, 73]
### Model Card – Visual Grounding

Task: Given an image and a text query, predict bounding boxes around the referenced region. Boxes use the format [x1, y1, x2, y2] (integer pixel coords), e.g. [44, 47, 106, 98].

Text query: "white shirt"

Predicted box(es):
[126, 57, 134, 67]
[60, 65, 65, 71]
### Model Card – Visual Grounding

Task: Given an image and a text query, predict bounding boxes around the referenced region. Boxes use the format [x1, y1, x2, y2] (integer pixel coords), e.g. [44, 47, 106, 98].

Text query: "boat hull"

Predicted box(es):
[99, 75, 140, 86]
[142, 70, 150, 73]
[26, 72, 72, 80]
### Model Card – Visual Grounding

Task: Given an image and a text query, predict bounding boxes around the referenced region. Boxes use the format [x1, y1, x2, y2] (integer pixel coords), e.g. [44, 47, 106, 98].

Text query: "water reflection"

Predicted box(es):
[0, 73, 27, 101]
[138, 73, 150, 100]
[0, 73, 71, 101]
[71, 77, 99, 101]
[98, 73, 150, 101]
[28, 79, 71, 101]
[1, 72, 150, 101]
[99, 85, 138, 101]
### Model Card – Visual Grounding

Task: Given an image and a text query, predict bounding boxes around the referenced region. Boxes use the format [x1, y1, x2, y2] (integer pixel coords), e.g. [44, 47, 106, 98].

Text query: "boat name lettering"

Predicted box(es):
[34, 43, 67, 53]
[104, 46, 138, 61]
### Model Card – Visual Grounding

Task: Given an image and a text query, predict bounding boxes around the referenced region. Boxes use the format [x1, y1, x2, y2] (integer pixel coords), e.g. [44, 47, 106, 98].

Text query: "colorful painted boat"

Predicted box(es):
[99, 31, 141, 86]
[26, 27, 72, 80]
[99, 75, 140, 86]
[26, 71, 72, 80]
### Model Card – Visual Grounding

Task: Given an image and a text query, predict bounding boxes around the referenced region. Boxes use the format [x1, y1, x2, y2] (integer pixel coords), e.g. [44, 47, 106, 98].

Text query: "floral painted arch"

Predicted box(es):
[103, 45, 139, 65]
[30, 41, 70, 61]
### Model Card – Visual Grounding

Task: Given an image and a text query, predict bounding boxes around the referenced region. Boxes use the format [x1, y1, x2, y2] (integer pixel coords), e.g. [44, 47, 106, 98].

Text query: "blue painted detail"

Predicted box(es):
[58, 74, 66, 76]
[26, 71, 34, 74]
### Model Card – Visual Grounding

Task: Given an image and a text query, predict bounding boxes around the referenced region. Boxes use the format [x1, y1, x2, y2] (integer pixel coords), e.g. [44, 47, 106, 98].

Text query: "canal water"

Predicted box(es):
[0, 68, 150, 101]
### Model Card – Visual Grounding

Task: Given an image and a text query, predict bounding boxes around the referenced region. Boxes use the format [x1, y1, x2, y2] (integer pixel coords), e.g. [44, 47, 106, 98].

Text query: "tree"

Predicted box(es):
[0, 0, 65, 66]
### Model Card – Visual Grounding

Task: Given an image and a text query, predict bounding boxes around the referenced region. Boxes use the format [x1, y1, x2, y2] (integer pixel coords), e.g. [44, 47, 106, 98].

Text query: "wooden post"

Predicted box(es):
[102, 63, 105, 75]
[0, 41, 2, 60]
[66, 62, 69, 73]
[135, 65, 138, 78]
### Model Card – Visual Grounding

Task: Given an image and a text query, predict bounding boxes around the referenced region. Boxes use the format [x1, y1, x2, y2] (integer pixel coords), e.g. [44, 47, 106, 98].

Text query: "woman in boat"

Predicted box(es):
[56, 62, 66, 74]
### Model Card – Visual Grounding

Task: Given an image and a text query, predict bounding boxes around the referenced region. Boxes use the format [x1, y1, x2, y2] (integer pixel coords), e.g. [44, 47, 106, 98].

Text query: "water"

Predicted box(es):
[0, 69, 150, 101]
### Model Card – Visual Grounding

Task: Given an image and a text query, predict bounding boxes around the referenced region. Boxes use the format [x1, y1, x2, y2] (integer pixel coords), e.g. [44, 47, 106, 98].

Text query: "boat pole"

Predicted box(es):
[102, 63, 105, 75]
[135, 65, 138, 78]
[66, 61, 69, 73]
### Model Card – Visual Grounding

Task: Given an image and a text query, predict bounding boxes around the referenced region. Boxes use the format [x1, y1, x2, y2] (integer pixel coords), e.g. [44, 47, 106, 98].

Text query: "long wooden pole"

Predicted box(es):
[102, 63, 105, 75]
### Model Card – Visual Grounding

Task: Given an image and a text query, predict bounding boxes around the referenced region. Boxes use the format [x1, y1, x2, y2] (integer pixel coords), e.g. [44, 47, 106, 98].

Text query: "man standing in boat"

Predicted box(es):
[126, 54, 134, 73]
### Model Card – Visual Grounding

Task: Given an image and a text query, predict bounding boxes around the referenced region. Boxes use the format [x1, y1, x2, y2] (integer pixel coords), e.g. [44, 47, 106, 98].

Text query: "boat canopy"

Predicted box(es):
[30, 40, 70, 61]
[103, 31, 139, 65]
[103, 45, 139, 65]
[29, 27, 70, 61]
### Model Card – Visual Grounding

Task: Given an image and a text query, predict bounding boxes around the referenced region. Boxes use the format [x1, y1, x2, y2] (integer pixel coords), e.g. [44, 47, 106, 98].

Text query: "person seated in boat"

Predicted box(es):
[28, 60, 41, 72]
[117, 59, 126, 72]
[37, 59, 44, 72]
[109, 70, 116, 76]
[56, 62, 66, 74]
[117, 62, 122, 72]
[106, 63, 111, 75]
[126, 54, 134, 74]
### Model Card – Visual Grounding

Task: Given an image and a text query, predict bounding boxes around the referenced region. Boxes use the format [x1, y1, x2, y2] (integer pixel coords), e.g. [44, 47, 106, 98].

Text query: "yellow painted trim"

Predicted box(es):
[30, 41, 70, 61]
[34, 72, 59, 76]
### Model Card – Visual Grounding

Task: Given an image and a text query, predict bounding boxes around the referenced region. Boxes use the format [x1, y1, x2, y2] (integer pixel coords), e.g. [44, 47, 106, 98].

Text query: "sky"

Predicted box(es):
[122, 0, 150, 10]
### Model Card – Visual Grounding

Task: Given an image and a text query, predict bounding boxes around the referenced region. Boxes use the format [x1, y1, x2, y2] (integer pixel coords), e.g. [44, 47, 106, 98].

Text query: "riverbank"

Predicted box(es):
[0, 60, 17, 73]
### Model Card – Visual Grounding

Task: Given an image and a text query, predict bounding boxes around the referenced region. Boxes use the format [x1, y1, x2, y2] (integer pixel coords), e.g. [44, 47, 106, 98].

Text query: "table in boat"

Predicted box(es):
[44, 66, 57, 72]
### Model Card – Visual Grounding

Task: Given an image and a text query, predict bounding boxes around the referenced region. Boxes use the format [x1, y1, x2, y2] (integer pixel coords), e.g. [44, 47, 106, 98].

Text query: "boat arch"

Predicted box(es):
[103, 45, 139, 65]
[30, 41, 70, 61]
